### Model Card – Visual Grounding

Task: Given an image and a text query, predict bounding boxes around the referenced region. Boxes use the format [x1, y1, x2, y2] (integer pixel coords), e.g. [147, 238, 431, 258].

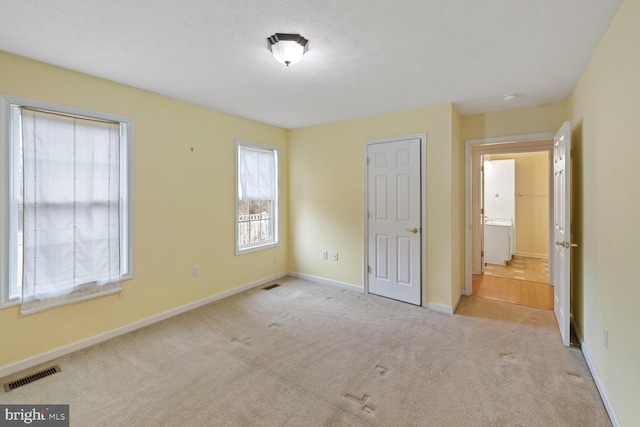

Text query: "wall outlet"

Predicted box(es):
[603, 329, 608, 349]
[333, 252, 339, 261]
[193, 265, 200, 277]
[322, 250, 328, 260]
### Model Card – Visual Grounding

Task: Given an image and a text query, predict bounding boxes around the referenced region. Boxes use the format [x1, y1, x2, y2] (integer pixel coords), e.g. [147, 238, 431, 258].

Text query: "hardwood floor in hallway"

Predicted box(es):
[483, 255, 549, 284]
[472, 274, 554, 310]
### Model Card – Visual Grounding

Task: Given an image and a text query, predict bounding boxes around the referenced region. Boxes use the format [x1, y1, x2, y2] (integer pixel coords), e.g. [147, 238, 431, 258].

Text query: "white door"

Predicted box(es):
[367, 137, 421, 305]
[480, 156, 485, 271]
[553, 121, 572, 346]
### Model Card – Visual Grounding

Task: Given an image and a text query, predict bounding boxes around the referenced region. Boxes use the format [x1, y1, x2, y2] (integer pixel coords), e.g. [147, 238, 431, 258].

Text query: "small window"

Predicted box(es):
[0, 95, 133, 313]
[236, 140, 278, 253]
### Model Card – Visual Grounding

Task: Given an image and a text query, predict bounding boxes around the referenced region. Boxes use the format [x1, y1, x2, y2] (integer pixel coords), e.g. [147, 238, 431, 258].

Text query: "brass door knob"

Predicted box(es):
[406, 227, 419, 234]
[556, 241, 578, 248]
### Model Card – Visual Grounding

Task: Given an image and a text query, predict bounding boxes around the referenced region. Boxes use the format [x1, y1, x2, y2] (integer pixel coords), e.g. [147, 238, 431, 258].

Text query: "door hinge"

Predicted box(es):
[481, 166, 484, 172]
[367, 266, 371, 273]
[481, 208, 484, 215]
[481, 251, 484, 257]
[367, 157, 370, 165]
[368, 211, 371, 219]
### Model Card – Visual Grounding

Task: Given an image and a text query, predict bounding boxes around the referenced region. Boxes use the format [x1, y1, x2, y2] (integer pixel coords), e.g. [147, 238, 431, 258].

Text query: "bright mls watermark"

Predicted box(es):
[0, 405, 68, 426]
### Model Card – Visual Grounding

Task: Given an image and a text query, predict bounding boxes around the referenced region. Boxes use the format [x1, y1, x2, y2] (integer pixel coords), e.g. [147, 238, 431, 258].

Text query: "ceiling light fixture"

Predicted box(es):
[267, 33, 308, 67]
[503, 93, 517, 102]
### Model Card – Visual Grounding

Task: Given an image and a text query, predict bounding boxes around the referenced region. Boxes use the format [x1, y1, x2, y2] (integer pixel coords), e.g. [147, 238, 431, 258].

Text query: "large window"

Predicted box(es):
[236, 140, 278, 253]
[0, 95, 133, 313]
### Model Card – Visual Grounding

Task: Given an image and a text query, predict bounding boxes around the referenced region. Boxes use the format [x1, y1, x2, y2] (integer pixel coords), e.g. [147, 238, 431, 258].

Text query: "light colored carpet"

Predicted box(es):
[1, 278, 610, 426]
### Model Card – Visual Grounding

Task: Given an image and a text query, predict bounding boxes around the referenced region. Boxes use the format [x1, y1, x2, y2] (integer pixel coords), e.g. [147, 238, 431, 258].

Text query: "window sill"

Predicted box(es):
[0, 298, 21, 310]
[1, 274, 133, 310]
[236, 241, 279, 256]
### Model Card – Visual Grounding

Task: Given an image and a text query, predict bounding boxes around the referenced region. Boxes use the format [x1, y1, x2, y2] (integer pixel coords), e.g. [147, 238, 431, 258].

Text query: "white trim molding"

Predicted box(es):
[290, 271, 460, 315]
[464, 132, 555, 297]
[0, 272, 287, 379]
[570, 316, 620, 426]
[580, 344, 621, 426]
[426, 301, 455, 315]
[287, 271, 363, 293]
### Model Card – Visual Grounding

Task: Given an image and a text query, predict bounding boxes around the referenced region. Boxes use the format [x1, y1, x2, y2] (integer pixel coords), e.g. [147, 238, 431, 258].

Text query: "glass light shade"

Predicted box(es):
[268, 33, 308, 67]
[271, 40, 305, 66]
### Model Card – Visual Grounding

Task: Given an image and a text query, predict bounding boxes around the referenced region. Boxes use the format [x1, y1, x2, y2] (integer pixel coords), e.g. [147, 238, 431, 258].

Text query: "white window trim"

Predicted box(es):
[0, 94, 134, 308]
[235, 139, 279, 255]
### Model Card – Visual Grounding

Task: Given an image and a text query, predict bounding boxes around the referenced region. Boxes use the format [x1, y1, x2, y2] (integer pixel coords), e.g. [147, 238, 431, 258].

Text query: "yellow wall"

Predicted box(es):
[2, 3, 638, 419]
[288, 104, 462, 308]
[490, 152, 549, 256]
[568, 0, 640, 424]
[462, 103, 565, 280]
[461, 102, 568, 141]
[0, 52, 289, 367]
[460, 1, 640, 421]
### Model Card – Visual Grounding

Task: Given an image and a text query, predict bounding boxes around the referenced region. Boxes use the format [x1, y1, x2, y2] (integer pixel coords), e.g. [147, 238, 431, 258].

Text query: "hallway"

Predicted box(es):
[483, 255, 549, 284]
[472, 274, 554, 310]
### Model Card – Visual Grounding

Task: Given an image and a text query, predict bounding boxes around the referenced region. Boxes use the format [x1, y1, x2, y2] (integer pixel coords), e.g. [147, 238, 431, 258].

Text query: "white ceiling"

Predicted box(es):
[0, 0, 621, 129]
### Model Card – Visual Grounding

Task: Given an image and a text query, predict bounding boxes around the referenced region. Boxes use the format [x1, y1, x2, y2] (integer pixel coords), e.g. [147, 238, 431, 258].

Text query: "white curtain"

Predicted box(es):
[238, 145, 276, 201]
[20, 108, 121, 315]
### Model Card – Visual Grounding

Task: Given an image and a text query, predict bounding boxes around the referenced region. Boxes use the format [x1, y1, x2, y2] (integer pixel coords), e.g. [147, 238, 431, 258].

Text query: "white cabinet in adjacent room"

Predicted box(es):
[484, 220, 512, 265]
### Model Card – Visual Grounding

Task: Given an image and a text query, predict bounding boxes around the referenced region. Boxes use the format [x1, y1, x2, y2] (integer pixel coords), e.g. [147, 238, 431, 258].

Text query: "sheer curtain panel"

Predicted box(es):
[238, 145, 276, 201]
[20, 108, 122, 315]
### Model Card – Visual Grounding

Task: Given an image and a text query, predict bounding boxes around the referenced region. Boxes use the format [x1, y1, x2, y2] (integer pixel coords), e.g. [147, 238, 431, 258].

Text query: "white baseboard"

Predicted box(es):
[570, 315, 584, 344]
[287, 271, 363, 293]
[426, 301, 455, 314]
[571, 316, 620, 427]
[289, 271, 458, 314]
[514, 252, 548, 259]
[0, 272, 287, 379]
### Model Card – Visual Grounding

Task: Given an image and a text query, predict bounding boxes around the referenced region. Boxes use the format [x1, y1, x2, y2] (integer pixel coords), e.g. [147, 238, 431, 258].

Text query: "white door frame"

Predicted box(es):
[364, 133, 427, 306]
[464, 132, 555, 296]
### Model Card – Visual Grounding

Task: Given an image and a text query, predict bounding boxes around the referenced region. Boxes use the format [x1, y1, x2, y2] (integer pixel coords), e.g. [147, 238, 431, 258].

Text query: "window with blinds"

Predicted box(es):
[236, 141, 279, 253]
[0, 95, 133, 313]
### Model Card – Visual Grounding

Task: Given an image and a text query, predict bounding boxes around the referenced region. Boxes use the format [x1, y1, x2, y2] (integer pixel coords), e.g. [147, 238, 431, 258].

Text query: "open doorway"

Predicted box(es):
[465, 133, 555, 310]
[476, 151, 553, 310]
[482, 152, 550, 284]
[465, 124, 573, 345]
